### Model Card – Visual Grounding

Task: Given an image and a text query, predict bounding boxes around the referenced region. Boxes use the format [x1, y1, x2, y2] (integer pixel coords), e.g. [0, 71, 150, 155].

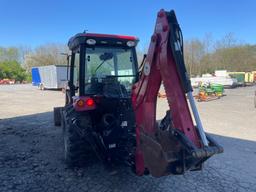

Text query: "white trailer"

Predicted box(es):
[32, 65, 68, 90]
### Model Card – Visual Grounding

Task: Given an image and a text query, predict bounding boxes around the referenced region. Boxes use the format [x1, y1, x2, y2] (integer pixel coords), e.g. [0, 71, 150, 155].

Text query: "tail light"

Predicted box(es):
[73, 96, 96, 111]
[85, 98, 94, 106]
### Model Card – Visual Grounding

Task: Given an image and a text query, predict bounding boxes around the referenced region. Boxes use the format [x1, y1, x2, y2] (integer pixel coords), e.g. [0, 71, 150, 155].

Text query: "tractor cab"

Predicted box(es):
[67, 33, 139, 99]
[60, 33, 140, 168]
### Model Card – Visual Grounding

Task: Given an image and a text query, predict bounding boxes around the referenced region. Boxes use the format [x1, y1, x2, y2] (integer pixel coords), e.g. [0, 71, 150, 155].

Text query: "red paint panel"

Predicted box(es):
[83, 33, 137, 41]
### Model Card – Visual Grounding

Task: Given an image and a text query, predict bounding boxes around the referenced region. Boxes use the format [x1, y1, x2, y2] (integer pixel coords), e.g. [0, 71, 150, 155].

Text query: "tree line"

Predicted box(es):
[0, 44, 68, 82]
[1, 33, 256, 82]
[184, 33, 256, 76]
[0, 47, 29, 82]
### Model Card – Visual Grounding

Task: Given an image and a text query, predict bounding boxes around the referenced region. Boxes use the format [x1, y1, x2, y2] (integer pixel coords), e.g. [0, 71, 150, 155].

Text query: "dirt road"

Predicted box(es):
[0, 84, 255, 192]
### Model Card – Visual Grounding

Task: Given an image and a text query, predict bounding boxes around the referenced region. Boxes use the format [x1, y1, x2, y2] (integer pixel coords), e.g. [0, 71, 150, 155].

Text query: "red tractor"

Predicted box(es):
[54, 9, 223, 177]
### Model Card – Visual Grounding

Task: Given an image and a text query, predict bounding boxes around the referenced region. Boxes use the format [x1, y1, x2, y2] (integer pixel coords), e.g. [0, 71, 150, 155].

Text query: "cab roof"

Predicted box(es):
[68, 33, 139, 50]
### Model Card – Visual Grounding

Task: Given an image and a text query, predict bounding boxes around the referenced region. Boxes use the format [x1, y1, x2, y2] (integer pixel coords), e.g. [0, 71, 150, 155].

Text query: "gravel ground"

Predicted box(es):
[0, 84, 256, 192]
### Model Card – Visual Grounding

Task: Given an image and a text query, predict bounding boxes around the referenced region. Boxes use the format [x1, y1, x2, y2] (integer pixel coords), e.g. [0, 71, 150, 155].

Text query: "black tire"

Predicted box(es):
[54, 107, 62, 126]
[39, 83, 45, 90]
[62, 105, 92, 167]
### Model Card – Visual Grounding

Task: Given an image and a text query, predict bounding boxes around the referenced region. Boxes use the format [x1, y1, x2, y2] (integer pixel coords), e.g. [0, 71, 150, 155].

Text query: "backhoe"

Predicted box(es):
[54, 9, 223, 177]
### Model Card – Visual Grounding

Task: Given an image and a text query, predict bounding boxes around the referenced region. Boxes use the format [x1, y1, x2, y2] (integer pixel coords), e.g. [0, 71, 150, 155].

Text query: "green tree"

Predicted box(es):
[0, 60, 28, 82]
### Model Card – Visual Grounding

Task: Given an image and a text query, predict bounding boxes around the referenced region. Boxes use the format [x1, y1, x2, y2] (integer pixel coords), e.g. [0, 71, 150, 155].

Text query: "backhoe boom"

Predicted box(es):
[132, 9, 223, 177]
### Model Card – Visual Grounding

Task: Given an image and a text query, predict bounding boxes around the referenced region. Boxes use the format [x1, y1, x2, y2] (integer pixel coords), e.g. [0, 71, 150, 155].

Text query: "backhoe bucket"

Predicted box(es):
[140, 121, 223, 177]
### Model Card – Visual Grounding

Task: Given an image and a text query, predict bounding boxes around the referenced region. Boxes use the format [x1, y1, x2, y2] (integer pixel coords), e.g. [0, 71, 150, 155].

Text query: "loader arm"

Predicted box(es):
[132, 9, 223, 177]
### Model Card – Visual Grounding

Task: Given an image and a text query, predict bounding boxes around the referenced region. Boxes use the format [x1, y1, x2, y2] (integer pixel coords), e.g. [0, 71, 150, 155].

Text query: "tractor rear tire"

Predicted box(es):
[62, 106, 92, 167]
[54, 107, 62, 126]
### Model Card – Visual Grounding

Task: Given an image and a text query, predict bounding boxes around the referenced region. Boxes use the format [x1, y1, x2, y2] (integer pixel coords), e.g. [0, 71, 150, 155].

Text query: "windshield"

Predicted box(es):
[85, 47, 137, 90]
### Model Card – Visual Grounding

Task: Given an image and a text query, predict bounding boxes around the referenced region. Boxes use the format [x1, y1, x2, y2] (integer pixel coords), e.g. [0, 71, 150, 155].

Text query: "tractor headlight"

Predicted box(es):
[86, 39, 96, 45]
[127, 41, 135, 47]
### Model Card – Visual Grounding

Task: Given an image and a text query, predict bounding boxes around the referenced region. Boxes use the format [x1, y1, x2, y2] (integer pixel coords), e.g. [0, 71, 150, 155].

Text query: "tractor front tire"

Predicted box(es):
[62, 106, 92, 167]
